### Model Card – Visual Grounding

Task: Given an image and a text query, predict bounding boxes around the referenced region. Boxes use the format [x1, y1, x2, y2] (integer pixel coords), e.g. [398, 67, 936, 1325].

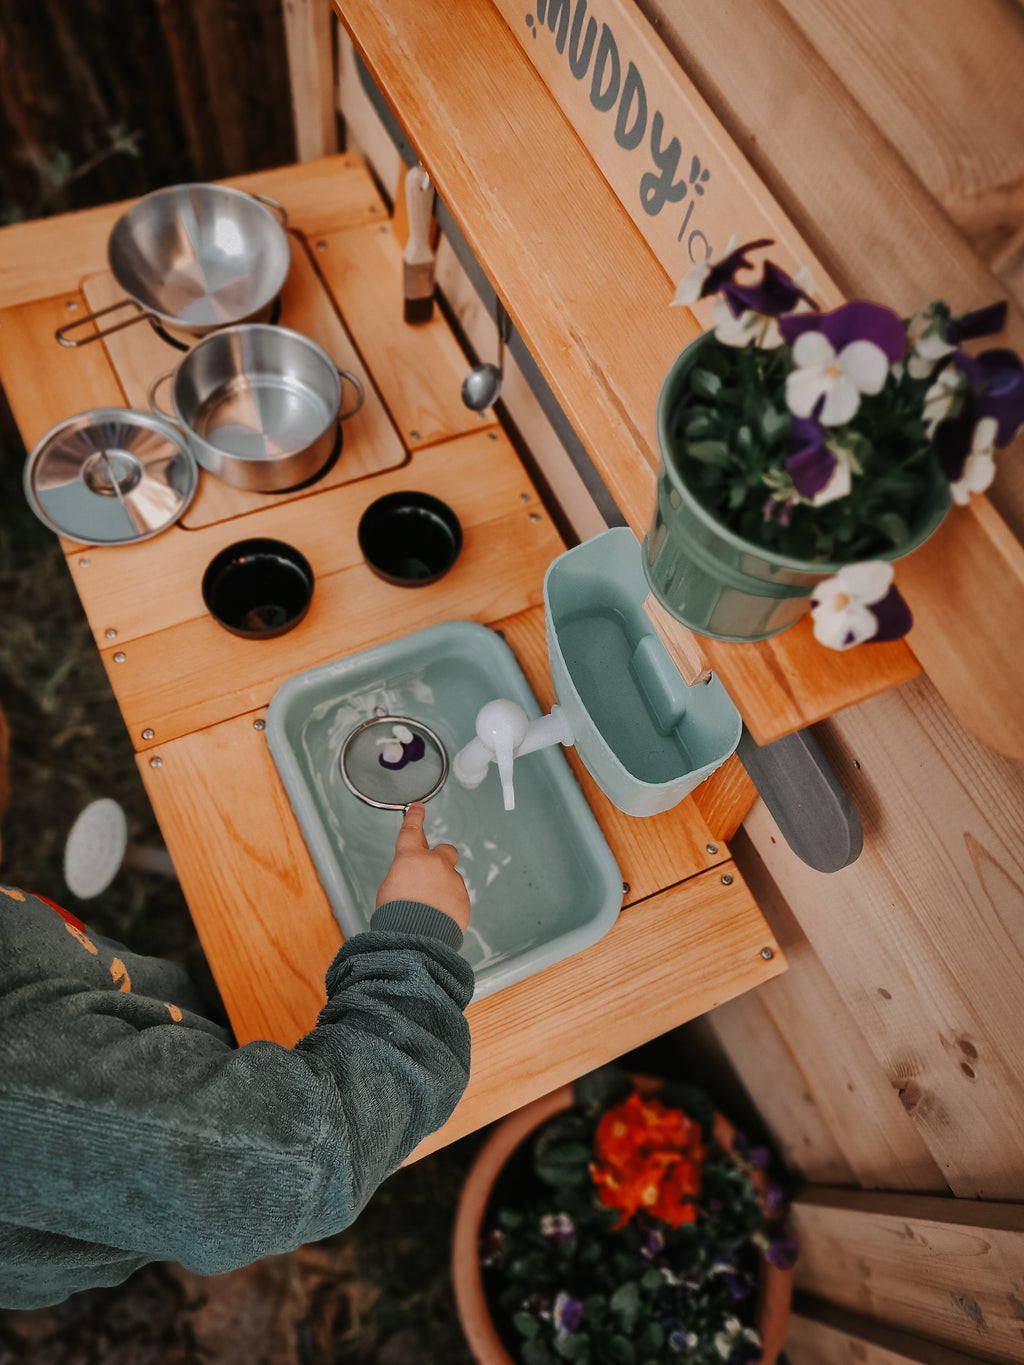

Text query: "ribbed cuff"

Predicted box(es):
[370, 899, 464, 951]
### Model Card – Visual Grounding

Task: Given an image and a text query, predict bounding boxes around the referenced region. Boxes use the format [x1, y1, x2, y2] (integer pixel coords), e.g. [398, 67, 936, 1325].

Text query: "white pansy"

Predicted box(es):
[785, 331, 889, 426]
[671, 234, 738, 307]
[711, 294, 784, 349]
[922, 364, 963, 433]
[810, 561, 894, 651]
[906, 304, 954, 379]
[951, 416, 997, 505]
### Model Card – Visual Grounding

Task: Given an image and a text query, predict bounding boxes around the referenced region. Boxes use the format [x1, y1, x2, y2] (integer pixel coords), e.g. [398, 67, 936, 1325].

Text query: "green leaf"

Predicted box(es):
[685, 440, 731, 466]
[640, 1268, 664, 1292]
[555, 1333, 591, 1360]
[877, 510, 910, 545]
[514, 1312, 542, 1338]
[689, 368, 723, 399]
[610, 1280, 641, 1322]
[606, 1335, 637, 1365]
[636, 1322, 665, 1354]
[498, 1209, 524, 1230]
[684, 413, 715, 440]
[523, 1338, 557, 1365]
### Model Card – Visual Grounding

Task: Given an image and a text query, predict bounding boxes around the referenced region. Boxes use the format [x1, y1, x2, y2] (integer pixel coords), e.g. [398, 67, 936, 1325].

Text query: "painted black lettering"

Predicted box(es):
[543, 0, 571, 52]
[614, 61, 647, 150]
[639, 110, 688, 216]
[589, 24, 620, 113]
[568, 0, 597, 79]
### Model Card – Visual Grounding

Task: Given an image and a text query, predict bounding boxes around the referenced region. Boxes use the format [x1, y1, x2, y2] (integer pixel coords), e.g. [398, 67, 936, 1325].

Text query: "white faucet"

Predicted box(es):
[453, 699, 574, 811]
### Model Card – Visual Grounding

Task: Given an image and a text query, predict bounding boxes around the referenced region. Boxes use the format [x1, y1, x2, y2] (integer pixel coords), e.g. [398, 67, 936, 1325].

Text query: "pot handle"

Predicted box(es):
[250, 192, 289, 228]
[337, 369, 365, 421]
[55, 297, 150, 348]
[148, 370, 178, 422]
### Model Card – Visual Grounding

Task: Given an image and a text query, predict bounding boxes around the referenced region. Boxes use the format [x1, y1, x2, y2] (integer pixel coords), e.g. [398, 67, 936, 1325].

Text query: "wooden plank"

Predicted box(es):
[789, 1188, 1024, 1364]
[98, 502, 564, 746]
[787, 1300, 996, 1365]
[717, 827, 948, 1192]
[0, 155, 387, 310]
[494, 606, 728, 902]
[492, 0, 841, 305]
[309, 219, 495, 448]
[63, 428, 540, 650]
[0, 292, 126, 450]
[772, 0, 1024, 274]
[743, 673, 1024, 1201]
[281, 0, 339, 161]
[689, 751, 756, 844]
[415, 862, 784, 1158]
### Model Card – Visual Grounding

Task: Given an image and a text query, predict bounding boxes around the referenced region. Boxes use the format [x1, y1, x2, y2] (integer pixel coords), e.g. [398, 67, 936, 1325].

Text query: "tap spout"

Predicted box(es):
[452, 699, 574, 811]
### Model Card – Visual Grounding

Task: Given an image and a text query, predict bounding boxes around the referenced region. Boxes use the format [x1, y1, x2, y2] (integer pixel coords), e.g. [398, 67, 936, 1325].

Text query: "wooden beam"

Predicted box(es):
[789, 1187, 1024, 1364]
[282, 0, 339, 160]
[787, 1298, 997, 1365]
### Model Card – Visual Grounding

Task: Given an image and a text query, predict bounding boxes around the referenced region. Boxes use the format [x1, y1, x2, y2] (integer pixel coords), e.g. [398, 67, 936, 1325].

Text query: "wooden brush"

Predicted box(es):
[403, 165, 436, 324]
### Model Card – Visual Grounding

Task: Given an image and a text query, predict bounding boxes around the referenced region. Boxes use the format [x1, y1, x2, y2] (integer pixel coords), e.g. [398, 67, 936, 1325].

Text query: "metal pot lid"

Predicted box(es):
[24, 408, 199, 546]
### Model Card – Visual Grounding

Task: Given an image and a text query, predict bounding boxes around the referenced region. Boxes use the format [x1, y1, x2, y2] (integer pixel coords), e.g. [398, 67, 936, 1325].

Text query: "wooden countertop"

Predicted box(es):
[0, 154, 785, 1153]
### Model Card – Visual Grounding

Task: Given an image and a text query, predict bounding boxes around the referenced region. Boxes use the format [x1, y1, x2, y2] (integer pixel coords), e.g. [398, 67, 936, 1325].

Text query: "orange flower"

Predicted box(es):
[589, 1093, 706, 1229]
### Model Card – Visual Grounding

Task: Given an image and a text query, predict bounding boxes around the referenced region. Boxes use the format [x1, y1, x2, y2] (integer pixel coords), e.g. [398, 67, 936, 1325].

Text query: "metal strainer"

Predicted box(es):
[338, 714, 448, 810]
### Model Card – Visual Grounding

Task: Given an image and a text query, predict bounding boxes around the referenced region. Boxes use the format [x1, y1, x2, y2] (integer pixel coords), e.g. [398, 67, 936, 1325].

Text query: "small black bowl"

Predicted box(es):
[202, 537, 314, 639]
[357, 491, 463, 587]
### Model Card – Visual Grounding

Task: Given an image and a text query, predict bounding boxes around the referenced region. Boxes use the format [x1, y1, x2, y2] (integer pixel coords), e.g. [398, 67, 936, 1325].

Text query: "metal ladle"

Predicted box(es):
[461, 298, 511, 411]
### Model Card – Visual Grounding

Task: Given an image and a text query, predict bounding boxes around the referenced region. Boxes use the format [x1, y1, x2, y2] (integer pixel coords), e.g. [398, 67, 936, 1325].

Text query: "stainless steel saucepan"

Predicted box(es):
[149, 324, 365, 492]
[56, 183, 291, 348]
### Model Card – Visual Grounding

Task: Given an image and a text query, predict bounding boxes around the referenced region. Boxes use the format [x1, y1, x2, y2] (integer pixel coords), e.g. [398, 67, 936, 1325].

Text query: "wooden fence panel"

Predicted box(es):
[787, 1300, 998, 1365]
[789, 1189, 1024, 1364]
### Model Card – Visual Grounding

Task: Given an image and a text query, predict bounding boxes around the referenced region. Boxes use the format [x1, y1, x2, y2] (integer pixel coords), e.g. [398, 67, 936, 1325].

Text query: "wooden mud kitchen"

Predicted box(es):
[2, 1, 1023, 1362]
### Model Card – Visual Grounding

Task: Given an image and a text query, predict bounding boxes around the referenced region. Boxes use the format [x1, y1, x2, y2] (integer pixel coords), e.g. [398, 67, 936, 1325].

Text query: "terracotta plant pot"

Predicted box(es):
[451, 1082, 793, 1365]
[642, 334, 952, 643]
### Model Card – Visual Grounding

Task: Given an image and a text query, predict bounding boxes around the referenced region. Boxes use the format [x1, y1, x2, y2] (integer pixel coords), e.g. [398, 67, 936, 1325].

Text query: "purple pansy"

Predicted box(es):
[786, 414, 835, 496]
[553, 1291, 584, 1336]
[698, 237, 774, 301]
[377, 727, 426, 771]
[947, 300, 1008, 345]
[973, 348, 1024, 445]
[721, 259, 817, 320]
[540, 1212, 575, 1244]
[780, 301, 907, 364]
[811, 562, 913, 649]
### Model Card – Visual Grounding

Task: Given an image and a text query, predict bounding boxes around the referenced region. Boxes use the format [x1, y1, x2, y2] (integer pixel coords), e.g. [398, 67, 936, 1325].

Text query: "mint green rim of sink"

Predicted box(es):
[644, 333, 953, 642]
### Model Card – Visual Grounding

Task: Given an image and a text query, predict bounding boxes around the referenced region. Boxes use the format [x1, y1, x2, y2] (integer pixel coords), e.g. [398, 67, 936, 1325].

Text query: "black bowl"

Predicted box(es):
[202, 537, 314, 639]
[357, 491, 463, 587]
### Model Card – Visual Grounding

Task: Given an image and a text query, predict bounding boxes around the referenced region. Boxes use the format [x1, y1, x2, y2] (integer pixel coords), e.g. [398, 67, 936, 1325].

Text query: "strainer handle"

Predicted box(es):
[55, 297, 150, 347]
[337, 369, 365, 421]
[251, 192, 289, 228]
[147, 370, 178, 422]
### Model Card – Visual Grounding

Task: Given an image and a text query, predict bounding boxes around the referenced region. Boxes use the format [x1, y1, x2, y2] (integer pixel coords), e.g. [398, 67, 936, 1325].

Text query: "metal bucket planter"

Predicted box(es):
[642, 335, 953, 643]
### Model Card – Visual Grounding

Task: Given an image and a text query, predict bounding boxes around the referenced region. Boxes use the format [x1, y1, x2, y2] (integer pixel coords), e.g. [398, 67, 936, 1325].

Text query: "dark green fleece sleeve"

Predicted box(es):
[0, 891, 472, 1294]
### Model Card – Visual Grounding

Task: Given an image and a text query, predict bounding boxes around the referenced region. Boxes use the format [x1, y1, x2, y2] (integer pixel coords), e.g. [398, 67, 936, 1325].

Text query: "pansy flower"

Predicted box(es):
[781, 302, 906, 426]
[553, 1291, 583, 1336]
[905, 302, 954, 379]
[949, 416, 997, 504]
[672, 236, 773, 308]
[810, 561, 913, 649]
[711, 259, 817, 348]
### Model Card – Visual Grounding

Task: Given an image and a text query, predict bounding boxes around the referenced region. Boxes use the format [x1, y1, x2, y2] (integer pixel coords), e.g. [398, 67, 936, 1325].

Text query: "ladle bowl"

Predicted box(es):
[461, 298, 510, 412]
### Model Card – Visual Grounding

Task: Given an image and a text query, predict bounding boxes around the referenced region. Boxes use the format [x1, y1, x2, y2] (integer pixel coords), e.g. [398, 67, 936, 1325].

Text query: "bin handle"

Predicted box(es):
[337, 369, 365, 422]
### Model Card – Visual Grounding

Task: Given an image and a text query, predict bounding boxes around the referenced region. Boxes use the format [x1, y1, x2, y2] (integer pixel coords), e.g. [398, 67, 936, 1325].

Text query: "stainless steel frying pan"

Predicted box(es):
[55, 183, 291, 348]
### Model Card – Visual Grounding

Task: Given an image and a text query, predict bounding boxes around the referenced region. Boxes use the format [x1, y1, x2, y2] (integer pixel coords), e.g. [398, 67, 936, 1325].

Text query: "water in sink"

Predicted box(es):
[266, 621, 622, 1000]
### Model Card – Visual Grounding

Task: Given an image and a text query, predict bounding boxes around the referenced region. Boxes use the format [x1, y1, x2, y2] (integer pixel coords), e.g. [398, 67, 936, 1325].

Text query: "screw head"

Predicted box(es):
[410, 430, 421, 441]
[113, 651, 126, 664]
[79, 557, 90, 568]
[760, 947, 774, 961]
[530, 512, 540, 523]
[253, 718, 266, 731]
[149, 756, 163, 769]
[706, 842, 718, 855]
[721, 873, 733, 885]
[142, 728, 154, 741]
[622, 882, 630, 895]
[105, 628, 117, 639]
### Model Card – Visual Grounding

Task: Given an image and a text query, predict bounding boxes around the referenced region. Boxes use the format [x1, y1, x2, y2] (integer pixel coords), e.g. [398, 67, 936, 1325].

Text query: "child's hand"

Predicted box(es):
[375, 803, 470, 933]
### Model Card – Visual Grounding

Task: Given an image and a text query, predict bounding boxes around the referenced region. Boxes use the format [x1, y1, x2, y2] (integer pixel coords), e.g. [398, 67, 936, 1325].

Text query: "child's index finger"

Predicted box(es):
[394, 801, 427, 852]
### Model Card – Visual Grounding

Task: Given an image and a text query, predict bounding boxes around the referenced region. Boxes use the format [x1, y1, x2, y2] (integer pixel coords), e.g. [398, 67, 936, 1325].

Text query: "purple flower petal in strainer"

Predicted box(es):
[780, 301, 907, 365]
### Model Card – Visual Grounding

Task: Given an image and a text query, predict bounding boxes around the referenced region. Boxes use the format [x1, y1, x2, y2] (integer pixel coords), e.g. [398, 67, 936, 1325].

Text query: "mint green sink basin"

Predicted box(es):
[265, 620, 622, 1000]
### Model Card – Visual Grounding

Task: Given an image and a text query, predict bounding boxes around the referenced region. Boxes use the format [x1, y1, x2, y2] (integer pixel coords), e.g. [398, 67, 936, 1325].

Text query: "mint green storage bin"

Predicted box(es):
[543, 528, 741, 818]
